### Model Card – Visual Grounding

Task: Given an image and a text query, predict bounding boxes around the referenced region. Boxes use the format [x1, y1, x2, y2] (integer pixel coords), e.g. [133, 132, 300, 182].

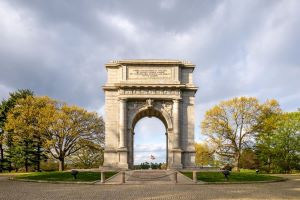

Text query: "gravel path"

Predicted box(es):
[0, 174, 299, 200]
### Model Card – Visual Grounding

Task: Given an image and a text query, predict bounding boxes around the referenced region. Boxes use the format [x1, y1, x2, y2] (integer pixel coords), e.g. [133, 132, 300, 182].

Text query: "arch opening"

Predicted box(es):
[133, 117, 167, 167]
[129, 107, 170, 169]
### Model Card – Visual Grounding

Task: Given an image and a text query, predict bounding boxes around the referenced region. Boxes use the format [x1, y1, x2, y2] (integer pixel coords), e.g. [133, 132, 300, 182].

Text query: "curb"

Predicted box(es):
[200, 178, 288, 185]
[9, 177, 98, 185]
[7, 175, 288, 185]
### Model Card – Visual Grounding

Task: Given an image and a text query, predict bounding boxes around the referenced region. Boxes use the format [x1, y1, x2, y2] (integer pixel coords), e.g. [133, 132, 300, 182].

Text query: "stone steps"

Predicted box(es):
[126, 170, 172, 182]
[102, 170, 197, 184]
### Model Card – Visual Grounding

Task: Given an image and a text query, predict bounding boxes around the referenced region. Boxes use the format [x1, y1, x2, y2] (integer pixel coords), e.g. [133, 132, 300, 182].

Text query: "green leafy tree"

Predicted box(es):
[272, 112, 300, 173]
[255, 100, 282, 172]
[0, 89, 33, 172]
[8, 146, 25, 172]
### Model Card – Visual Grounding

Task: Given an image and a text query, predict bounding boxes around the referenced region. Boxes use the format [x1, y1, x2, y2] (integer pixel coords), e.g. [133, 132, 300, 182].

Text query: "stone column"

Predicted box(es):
[128, 129, 134, 169]
[117, 98, 128, 169]
[132, 131, 134, 168]
[119, 98, 126, 148]
[172, 99, 180, 149]
[165, 132, 168, 167]
[170, 99, 182, 169]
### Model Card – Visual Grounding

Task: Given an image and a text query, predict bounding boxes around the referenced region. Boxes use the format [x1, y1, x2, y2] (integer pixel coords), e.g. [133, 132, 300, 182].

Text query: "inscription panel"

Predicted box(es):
[127, 66, 172, 80]
[119, 89, 181, 96]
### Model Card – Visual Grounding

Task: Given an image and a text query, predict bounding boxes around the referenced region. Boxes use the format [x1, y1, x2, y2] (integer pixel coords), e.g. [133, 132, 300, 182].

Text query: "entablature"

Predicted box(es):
[104, 59, 197, 86]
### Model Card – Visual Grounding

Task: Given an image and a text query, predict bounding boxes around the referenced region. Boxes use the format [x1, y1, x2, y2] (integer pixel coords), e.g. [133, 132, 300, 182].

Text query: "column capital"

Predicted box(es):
[172, 98, 181, 103]
[119, 97, 127, 102]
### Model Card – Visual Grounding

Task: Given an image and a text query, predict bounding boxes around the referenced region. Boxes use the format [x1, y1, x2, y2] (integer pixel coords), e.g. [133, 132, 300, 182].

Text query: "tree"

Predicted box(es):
[4, 95, 105, 172]
[255, 100, 282, 172]
[194, 142, 214, 167]
[239, 148, 259, 169]
[44, 105, 104, 171]
[4, 96, 56, 172]
[272, 112, 300, 173]
[0, 89, 33, 172]
[71, 142, 104, 169]
[201, 97, 262, 171]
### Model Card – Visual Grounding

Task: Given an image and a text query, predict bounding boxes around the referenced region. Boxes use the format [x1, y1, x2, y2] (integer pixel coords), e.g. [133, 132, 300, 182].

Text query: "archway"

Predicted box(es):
[102, 60, 198, 170]
[128, 106, 171, 169]
[133, 117, 166, 168]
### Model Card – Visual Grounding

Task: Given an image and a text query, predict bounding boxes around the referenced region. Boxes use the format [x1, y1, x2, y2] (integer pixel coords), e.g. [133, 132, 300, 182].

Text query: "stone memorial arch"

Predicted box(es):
[102, 60, 198, 169]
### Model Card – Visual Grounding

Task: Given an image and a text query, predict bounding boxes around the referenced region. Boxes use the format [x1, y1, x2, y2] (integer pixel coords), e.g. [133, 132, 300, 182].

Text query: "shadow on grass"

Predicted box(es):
[15, 171, 117, 182]
[181, 171, 283, 182]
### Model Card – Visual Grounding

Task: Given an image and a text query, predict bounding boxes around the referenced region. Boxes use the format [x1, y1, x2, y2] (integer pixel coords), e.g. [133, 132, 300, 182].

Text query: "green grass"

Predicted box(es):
[181, 171, 283, 182]
[15, 171, 117, 182]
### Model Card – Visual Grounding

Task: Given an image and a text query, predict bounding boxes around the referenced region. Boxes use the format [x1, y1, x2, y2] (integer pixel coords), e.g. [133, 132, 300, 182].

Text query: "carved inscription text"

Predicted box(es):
[119, 89, 180, 96]
[127, 66, 172, 79]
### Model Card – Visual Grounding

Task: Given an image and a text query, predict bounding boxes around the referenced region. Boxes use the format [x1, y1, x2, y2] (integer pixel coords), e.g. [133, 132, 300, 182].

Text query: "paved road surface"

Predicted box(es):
[0, 174, 299, 200]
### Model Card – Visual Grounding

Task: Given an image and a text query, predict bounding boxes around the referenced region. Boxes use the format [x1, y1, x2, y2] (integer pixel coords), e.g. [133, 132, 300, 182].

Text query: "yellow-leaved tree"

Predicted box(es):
[201, 97, 262, 171]
[194, 142, 214, 167]
[5, 96, 104, 171]
[5, 96, 57, 172]
[44, 105, 104, 171]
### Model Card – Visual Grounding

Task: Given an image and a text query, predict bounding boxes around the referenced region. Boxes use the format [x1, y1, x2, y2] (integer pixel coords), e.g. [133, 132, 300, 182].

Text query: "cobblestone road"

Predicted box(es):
[0, 174, 299, 200]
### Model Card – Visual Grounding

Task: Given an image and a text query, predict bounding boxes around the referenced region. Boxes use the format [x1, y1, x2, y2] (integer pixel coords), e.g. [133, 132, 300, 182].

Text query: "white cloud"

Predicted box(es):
[1, 0, 300, 148]
[134, 144, 166, 152]
[134, 144, 166, 164]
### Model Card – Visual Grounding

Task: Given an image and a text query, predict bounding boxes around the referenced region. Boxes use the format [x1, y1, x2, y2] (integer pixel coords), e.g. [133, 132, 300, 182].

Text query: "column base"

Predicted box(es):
[182, 150, 196, 169]
[117, 147, 129, 170]
[103, 148, 118, 169]
[169, 148, 183, 169]
[102, 147, 130, 170]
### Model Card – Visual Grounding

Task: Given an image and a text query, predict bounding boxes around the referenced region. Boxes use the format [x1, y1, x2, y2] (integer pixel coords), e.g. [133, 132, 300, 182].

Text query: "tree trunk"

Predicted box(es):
[25, 141, 29, 172]
[0, 144, 3, 173]
[59, 157, 65, 171]
[267, 157, 271, 173]
[36, 141, 41, 172]
[25, 159, 28, 172]
[7, 134, 13, 172]
[235, 153, 241, 172]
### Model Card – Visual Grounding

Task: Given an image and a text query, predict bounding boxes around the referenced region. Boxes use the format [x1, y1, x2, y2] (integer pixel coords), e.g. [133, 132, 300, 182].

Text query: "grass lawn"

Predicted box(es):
[15, 171, 117, 182]
[181, 171, 283, 182]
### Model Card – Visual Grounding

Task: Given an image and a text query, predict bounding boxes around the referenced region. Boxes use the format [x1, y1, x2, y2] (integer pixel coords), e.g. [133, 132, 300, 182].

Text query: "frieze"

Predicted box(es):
[119, 89, 181, 96]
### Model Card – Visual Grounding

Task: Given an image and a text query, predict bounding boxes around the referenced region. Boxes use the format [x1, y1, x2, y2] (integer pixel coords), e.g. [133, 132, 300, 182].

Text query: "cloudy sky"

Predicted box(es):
[1, 0, 300, 164]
